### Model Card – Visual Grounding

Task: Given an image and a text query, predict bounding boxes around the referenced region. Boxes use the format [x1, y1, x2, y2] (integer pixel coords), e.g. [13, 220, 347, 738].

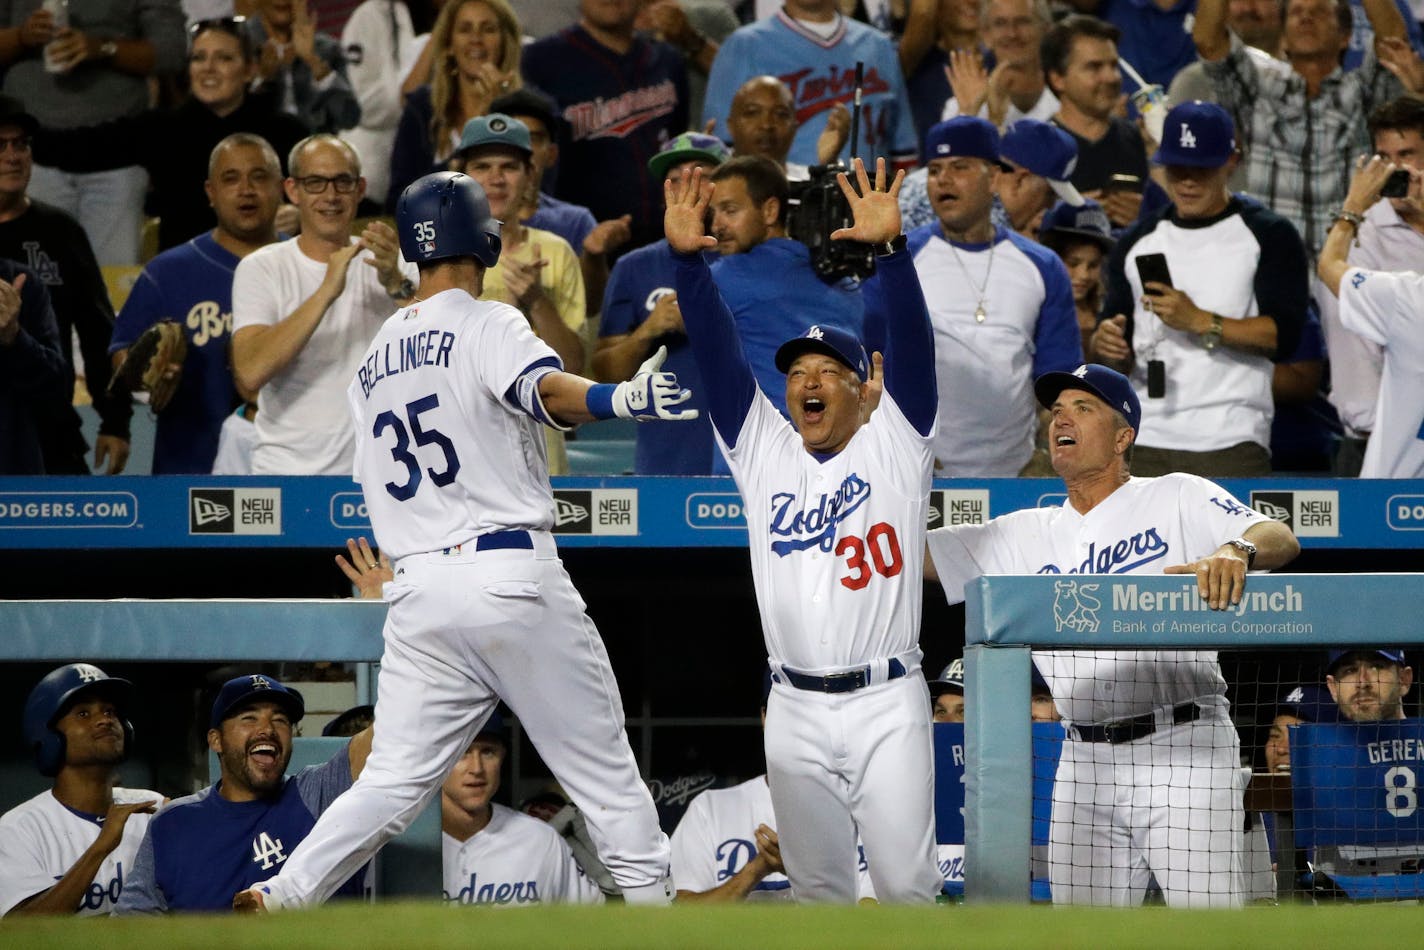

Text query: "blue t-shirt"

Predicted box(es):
[599, 239, 714, 475]
[527, 193, 598, 258]
[1100, 0, 1198, 91]
[116, 748, 361, 913]
[110, 232, 243, 474]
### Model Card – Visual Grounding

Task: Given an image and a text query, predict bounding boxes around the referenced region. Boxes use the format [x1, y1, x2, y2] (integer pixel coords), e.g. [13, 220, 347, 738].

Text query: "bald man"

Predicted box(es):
[724, 76, 849, 182]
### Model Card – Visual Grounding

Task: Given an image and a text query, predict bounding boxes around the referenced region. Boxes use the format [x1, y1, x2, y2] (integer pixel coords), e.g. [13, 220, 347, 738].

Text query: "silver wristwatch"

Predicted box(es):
[1225, 537, 1257, 568]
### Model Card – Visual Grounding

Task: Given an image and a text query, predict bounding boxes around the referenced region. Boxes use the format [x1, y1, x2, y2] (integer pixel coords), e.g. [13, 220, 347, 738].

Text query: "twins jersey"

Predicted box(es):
[232, 237, 417, 475]
[1337, 267, 1424, 478]
[904, 223, 1080, 475]
[442, 803, 603, 906]
[927, 474, 1271, 724]
[111, 233, 242, 474]
[348, 289, 562, 560]
[0, 788, 161, 916]
[117, 750, 358, 913]
[669, 777, 874, 900]
[702, 11, 918, 169]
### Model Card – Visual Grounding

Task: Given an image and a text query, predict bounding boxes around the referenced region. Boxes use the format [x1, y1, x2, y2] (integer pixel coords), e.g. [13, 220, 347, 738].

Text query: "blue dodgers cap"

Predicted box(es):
[1035, 363, 1142, 434]
[1039, 198, 1114, 251]
[774, 324, 869, 381]
[1152, 100, 1236, 168]
[456, 113, 532, 158]
[648, 131, 730, 182]
[929, 658, 965, 698]
[1326, 648, 1408, 673]
[999, 119, 1085, 206]
[924, 116, 1012, 171]
[1276, 683, 1338, 723]
[210, 674, 305, 730]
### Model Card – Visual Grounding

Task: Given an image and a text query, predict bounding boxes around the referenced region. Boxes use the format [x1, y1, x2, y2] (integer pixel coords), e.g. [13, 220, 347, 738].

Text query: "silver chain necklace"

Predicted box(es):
[946, 236, 996, 323]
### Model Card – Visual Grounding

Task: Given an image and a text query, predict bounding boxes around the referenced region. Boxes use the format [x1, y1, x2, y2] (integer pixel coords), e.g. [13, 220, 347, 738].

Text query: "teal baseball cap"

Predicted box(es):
[648, 131, 730, 182]
[456, 113, 532, 159]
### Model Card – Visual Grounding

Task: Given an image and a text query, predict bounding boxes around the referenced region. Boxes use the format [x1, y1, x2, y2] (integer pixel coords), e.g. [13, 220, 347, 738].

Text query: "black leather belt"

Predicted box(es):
[777, 658, 907, 694]
[1069, 702, 1202, 744]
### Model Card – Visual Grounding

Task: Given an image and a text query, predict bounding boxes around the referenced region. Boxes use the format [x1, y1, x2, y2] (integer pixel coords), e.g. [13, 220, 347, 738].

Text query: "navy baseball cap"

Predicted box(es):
[321, 703, 374, 737]
[1152, 101, 1235, 168]
[0, 94, 38, 136]
[1039, 198, 1114, 251]
[775, 324, 869, 381]
[1276, 683, 1338, 723]
[1326, 648, 1407, 673]
[1035, 363, 1142, 434]
[999, 119, 1085, 206]
[648, 131, 730, 182]
[929, 659, 965, 698]
[475, 709, 508, 746]
[456, 113, 532, 159]
[490, 88, 559, 135]
[210, 674, 305, 730]
[924, 116, 1012, 171]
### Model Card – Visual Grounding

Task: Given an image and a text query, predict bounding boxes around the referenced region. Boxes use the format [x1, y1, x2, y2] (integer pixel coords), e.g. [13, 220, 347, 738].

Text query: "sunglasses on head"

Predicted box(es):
[189, 15, 246, 37]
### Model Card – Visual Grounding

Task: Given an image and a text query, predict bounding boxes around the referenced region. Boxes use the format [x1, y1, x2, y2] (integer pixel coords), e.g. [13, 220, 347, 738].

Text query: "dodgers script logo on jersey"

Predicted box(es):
[62, 861, 128, 911]
[444, 874, 544, 905]
[1035, 529, 1168, 575]
[768, 474, 870, 555]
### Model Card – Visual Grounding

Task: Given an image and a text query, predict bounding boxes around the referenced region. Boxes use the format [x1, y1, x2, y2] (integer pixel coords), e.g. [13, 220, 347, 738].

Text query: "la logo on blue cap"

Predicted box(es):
[1179, 124, 1197, 149]
[807, 325, 825, 340]
[1072, 364, 1089, 378]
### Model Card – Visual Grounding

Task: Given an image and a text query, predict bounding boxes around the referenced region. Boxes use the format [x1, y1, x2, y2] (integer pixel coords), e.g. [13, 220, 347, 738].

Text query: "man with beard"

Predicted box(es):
[0, 664, 161, 916]
[116, 675, 372, 913]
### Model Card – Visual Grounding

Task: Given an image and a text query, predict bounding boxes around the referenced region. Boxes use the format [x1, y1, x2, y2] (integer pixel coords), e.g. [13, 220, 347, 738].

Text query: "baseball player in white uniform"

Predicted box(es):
[926, 363, 1300, 907]
[234, 171, 699, 912]
[442, 716, 602, 906]
[1, 664, 161, 917]
[1317, 155, 1424, 478]
[665, 159, 942, 904]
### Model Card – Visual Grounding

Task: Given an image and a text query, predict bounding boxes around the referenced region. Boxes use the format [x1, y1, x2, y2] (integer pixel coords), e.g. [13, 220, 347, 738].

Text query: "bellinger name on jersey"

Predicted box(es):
[356, 327, 456, 399]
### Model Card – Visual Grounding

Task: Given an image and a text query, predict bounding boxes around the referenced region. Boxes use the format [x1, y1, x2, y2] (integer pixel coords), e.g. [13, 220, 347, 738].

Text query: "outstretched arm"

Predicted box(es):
[840, 159, 936, 436]
[665, 168, 759, 449]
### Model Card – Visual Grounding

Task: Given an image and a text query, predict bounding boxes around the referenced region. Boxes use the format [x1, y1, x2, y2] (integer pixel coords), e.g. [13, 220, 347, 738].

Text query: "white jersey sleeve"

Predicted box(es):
[1338, 267, 1422, 348]
[442, 804, 603, 906]
[0, 788, 161, 917]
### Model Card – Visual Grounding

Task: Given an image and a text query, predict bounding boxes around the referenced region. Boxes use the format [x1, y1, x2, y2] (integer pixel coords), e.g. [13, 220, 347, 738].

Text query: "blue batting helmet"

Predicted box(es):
[23, 663, 135, 777]
[395, 171, 502, 268]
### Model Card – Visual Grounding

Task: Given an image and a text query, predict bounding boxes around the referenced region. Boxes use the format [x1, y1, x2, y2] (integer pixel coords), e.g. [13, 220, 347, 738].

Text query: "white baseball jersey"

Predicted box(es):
[443, 804, 603, 906]
[1337, 267, 1424, 478]
[0, 788, 161, 916]
[721, 391, 932, 672]
[232, 237, 417, 476]
[347, 289, 562, 560]
[669, 776, 876, 901]
[927, 474, 1271, 724]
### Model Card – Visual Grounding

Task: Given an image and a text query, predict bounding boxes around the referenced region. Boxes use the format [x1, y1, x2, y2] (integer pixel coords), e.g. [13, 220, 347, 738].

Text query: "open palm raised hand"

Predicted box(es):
[830, 158, 904, 246]
[663, 166, 718, 255]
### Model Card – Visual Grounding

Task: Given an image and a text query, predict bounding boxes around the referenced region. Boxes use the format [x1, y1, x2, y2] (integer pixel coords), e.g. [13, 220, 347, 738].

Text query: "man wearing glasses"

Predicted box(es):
[230, 133, 414, 475]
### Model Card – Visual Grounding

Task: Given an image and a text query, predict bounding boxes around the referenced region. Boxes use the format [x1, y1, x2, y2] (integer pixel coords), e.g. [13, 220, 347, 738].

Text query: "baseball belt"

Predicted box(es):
[1068, 701, 1202, 744]
[776, 658, 908, 694]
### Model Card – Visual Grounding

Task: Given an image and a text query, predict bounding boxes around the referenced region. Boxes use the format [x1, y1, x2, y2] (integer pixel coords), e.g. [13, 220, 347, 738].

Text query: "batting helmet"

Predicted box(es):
[395, 171, 502, 268]
[22, 663, 135, 777]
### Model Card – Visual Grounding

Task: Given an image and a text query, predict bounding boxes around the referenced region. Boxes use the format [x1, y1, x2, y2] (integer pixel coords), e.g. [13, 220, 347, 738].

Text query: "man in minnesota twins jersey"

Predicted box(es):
[702, 0, 918, 172]
[926, 363, 1300, 907]
[116, 675, 372, 913]
[442, 713, 601, 906]
[233, 171, 696, 913]
[1, 664, 160, 917]
[667, 159, 941, 903]
[109, 134, 283, 473]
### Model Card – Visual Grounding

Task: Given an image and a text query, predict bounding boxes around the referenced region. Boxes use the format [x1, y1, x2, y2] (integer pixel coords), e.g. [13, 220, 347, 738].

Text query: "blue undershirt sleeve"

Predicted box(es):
[671, 249, 758, 449]
[865, 249, 937, 436]
[1029, 250, 1085, 376]
[1246, 209, 1309, 360]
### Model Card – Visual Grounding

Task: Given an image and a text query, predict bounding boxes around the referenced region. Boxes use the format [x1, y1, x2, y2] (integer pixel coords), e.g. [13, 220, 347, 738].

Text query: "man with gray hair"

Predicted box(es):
[231, 134, 415, 475]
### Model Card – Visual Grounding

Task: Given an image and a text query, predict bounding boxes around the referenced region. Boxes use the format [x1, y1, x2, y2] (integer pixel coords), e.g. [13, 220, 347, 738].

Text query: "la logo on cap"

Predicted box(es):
[807, 325, 825, 340]
[936, 143, 950, 154]
[250, 675, 272, 690]
[1179, 123, 1197, 149]
[1072, 364, 1088, 378]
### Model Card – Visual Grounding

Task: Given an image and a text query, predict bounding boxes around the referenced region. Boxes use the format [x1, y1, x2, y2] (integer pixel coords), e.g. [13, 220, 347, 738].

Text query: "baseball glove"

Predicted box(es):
[110, 320, 187, 412]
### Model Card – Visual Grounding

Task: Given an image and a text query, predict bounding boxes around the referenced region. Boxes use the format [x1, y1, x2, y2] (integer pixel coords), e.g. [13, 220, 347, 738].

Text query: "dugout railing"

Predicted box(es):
[963, 573, 1424, 904]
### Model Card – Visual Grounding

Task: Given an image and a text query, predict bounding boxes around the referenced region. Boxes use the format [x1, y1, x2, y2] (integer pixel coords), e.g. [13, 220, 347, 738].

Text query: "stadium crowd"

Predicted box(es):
[2, 0, 1424, 918]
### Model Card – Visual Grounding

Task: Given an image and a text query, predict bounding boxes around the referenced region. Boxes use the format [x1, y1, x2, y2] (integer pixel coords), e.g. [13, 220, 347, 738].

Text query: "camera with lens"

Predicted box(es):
[786, 162, 876, 283]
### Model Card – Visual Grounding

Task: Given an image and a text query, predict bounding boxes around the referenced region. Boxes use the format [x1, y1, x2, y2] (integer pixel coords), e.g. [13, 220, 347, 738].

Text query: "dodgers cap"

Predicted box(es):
[1326, 648, 1407, 673]
[1276, 683, 1338, 723]
[648, 131, 730, 182]
[999, 119, 1085, 206]
[211, 674, 305, 730]
[929, 659, 965, 698]
[1152, 101, 1236, 168]
[924, 116, 1012, 171]
[1039, 198, 1114, 251]
[1035, 363, 1141, 434]
[774, 324, 869, 381]
[456, 113, 532, 159]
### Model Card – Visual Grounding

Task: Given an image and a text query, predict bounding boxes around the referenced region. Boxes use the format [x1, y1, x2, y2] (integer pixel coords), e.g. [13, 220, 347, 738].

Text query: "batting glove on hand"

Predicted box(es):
[611, 345, 699, 422]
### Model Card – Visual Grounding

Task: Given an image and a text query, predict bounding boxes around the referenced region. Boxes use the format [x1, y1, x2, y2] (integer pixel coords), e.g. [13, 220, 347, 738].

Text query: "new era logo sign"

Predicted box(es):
[1179, 124, 1197, 148]
[191, 491, 233, 531]
[189, 488, 282, 535]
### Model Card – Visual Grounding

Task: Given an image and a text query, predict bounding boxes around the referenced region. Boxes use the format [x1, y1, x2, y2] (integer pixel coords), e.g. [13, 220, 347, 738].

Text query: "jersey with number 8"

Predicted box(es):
[347, 290, 560, 560]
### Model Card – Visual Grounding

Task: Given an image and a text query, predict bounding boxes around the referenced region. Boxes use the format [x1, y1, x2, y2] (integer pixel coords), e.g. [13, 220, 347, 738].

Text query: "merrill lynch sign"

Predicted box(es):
[1051, 581, 1312, 636]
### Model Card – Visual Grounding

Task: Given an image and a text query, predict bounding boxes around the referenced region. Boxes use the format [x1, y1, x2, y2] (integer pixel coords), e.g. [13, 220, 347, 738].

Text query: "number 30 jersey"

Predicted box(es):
[347, 289, 562, 560]
[723, 390, 934, 671]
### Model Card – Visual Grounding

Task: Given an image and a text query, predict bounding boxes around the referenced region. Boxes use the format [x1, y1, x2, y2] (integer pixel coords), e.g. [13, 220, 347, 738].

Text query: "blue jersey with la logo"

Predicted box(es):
[115, 749, 362, 913]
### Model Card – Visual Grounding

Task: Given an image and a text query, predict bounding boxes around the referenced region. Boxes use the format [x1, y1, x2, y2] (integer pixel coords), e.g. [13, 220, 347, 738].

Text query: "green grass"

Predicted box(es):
[5, 901, 1420, 949]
